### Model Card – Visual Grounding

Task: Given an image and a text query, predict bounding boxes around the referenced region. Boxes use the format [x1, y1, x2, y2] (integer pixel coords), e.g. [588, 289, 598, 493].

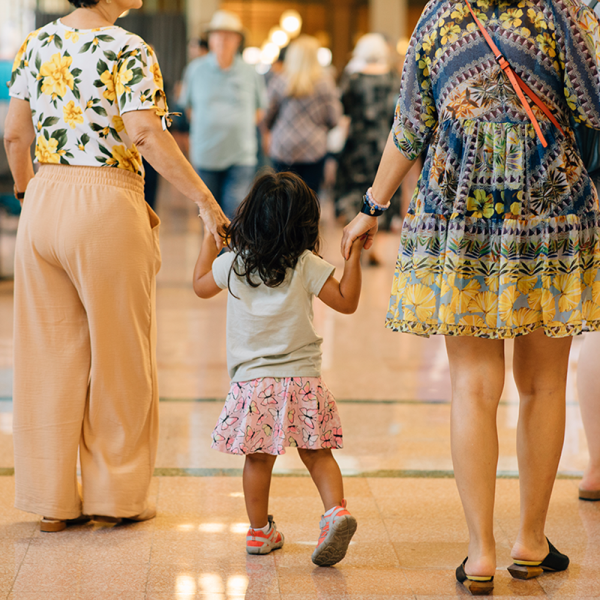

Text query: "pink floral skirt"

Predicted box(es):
[211, 377, 343, 455]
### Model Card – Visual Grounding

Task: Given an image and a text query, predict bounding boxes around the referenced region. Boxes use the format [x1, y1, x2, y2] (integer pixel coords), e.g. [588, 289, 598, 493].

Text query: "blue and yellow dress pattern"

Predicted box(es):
[387, 0, 600, 338]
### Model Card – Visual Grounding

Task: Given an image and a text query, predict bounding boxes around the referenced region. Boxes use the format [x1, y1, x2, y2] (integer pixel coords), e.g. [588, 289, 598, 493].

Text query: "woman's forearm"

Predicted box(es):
[5, 140, 35, 194]
[371, 131, 418, 205]
[4, 98, 36, 196]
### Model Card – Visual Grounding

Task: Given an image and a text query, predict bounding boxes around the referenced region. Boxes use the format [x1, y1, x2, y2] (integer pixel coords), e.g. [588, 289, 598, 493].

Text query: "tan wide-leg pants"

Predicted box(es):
[13, 165, 161, 520]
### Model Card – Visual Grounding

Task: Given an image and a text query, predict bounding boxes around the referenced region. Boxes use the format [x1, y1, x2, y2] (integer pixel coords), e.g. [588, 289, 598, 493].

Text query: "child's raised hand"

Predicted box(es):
[346, 235, 366, 262]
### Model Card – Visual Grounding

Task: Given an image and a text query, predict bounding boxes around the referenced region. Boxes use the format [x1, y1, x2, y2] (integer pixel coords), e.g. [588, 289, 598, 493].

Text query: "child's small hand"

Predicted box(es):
[346, 235, 366, 262]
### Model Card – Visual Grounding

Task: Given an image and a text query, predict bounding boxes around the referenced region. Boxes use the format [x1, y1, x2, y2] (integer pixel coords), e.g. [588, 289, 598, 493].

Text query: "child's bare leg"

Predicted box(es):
[298, 448, 344, 510]
[243, 453, 277, 528]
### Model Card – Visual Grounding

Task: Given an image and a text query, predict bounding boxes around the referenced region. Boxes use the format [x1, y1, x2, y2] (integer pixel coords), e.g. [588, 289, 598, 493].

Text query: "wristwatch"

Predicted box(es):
[13, 185, 25, 201]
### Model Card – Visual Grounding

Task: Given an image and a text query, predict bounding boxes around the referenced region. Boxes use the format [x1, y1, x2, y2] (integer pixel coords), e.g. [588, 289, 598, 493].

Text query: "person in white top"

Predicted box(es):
[4, 0, 227, 533]
[194, 171, 363, 566]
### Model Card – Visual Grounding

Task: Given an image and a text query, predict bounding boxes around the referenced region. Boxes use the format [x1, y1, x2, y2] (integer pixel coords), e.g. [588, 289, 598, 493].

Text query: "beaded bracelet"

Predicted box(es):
[360, 187, 391, 217]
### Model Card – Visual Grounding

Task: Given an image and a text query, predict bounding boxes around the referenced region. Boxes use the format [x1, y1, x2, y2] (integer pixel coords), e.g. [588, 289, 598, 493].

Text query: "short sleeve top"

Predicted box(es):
[8, 20, 172, 177]
[211, 250, 335, 382]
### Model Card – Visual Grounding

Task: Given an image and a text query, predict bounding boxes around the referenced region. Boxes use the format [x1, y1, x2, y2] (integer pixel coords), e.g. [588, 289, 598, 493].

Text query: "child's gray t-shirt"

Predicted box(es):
[212, 249, 335, 382]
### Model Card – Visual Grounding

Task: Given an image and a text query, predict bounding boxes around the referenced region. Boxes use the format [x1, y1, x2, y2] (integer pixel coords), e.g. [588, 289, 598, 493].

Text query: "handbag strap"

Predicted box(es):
[464, 0, 565, 147]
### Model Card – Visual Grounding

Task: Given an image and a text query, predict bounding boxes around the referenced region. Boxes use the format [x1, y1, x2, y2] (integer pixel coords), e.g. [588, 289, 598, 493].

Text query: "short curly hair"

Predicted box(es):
[67, 0, 101, 7]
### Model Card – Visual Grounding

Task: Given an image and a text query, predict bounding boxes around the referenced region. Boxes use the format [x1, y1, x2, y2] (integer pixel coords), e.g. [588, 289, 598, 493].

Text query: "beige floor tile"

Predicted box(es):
[147, 563, 279, 595]
[277, 565, 413, 596]
[8, 594, 146, 600]
[536, 565, 600, 598]
[78, 563, 149, 592]
[0, 539, 28, 567]
[12, 563, 81, 592]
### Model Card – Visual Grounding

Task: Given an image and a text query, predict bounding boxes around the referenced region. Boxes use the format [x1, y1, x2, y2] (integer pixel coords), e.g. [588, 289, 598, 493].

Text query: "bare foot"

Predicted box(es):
[511, 536, 549, 563]
[580, 465, 600, 492]
[464, 552, 496, 578]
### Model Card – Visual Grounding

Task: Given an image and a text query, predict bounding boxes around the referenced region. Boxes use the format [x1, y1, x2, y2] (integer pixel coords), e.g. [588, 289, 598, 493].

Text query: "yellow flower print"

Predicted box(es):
[510, 201, 522, 215]
[459, 315, 486, 328]
[63, 100, 84, 129]
[528, 287, 556, 322]
[40, 53, 74, 98]
[469, 291, 499, 328]
[419, 55, 432, 77]
[439, 304, 455, 324]
[450, 279, 481, 313]
[495, 202, 504, 215]
[93, 37, 99, 46]
[112, 115, 125, 133]
[100, 70, 116, 102]
[35, 136, 61, 164]
[451, 4, 470, 21]
[485, 276, 499, 293]
[466, 190, 494, 219]
[64, 30, 80, 43]
[499, 285, 519, 323]
[86, 100, 94, 109]
[403, 284, 437, 321]
[517, 275, 537, 296]
[510, 307, 539, 327]
[150, 62, 163, 89]
[554, 273, 581, 313]
[537, 32, 556, 58]
[440, 22, 461, 45]
[584, 300, 600, 322]
[564, 87, 577, 112]
[527, 8, 547, 30]
[520, 27, 531, 38]
[415, 266, 437, 286]
[108, 145, 142, 173]
[114, 62, 133, 97]
[500, 9, 523, 29]
[12, 35, 31, 70]
[591, 280, 600, 304]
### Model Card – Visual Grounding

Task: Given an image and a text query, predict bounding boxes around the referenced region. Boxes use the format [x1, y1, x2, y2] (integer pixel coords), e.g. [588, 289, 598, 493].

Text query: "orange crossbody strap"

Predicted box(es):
[463, 0, 565, 147]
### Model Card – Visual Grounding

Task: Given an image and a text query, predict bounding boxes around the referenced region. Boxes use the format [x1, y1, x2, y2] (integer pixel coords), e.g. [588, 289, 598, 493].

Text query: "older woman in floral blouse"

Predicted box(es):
[4, 0, 227, 532]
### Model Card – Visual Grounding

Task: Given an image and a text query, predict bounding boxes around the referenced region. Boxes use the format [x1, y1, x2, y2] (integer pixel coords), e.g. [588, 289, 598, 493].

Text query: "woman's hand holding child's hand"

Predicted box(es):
[197, 195, 229, 250]
[341, 213, 378, 260]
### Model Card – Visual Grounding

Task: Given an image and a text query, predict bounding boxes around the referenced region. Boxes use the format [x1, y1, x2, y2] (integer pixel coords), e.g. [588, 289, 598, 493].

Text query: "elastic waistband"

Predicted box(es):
[36, 165, 144, 194]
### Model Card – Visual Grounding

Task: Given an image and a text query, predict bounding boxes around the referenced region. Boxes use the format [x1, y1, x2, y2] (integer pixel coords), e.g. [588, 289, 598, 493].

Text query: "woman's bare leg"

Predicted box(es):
[577, 333, 600, 492]
[445, 336, 506, 577]
[511, 329, 572, 561]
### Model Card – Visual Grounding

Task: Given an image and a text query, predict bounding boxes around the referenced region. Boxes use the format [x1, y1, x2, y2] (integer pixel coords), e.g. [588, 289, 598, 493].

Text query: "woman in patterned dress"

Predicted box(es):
[4, 0, 227, 531]
[342, 0, 600, 589]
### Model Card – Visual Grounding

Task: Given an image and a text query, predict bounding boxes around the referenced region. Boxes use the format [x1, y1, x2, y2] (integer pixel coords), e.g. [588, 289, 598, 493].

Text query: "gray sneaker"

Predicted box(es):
[311, 500, 357, 566]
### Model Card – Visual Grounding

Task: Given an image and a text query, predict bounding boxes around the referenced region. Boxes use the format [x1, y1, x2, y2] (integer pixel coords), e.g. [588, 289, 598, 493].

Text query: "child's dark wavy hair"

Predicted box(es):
[226, 170, 321, 289]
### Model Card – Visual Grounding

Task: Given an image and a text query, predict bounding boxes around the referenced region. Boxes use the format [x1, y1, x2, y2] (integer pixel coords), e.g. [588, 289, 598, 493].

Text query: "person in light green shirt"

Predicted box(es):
[180, 10, 266, 218]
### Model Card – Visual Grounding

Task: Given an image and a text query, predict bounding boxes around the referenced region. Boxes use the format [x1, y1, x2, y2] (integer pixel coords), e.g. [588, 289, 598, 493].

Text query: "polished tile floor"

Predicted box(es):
[0, 181, 597, 598]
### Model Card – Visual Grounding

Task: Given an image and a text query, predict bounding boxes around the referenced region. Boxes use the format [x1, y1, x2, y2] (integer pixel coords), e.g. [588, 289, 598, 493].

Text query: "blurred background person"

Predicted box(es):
[263, 35, 341, 194]
[577, 333, 600, 501]
[171, 38, 209, 158]
[334, 34, 401, 265]
[180, 10, 266, 218]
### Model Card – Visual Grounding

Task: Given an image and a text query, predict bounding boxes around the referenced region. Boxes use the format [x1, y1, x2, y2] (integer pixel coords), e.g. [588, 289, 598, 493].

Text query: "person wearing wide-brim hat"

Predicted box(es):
[180, 10, 266, 219]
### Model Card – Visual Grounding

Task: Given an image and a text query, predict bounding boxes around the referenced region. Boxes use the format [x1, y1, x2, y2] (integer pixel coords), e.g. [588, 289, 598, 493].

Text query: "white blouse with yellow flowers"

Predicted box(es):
[9, 20, 171, 177]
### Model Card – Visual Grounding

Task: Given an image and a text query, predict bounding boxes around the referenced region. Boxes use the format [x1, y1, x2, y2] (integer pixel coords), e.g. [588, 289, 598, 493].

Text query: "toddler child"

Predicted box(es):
[193, 171, 363, 566]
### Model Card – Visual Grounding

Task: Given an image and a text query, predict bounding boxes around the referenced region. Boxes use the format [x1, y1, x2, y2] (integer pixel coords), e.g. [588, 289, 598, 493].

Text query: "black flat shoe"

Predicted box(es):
[508, 538, 569, 580]
[456, 557, 494, 595]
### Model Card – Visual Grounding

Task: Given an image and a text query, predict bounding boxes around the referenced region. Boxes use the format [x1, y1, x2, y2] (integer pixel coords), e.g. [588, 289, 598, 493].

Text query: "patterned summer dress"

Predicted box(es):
[387, 0, 600, 338]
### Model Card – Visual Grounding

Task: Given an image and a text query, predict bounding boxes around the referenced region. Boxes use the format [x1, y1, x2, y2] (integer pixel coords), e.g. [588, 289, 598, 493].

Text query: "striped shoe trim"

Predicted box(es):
[513, 559, 542, 566]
